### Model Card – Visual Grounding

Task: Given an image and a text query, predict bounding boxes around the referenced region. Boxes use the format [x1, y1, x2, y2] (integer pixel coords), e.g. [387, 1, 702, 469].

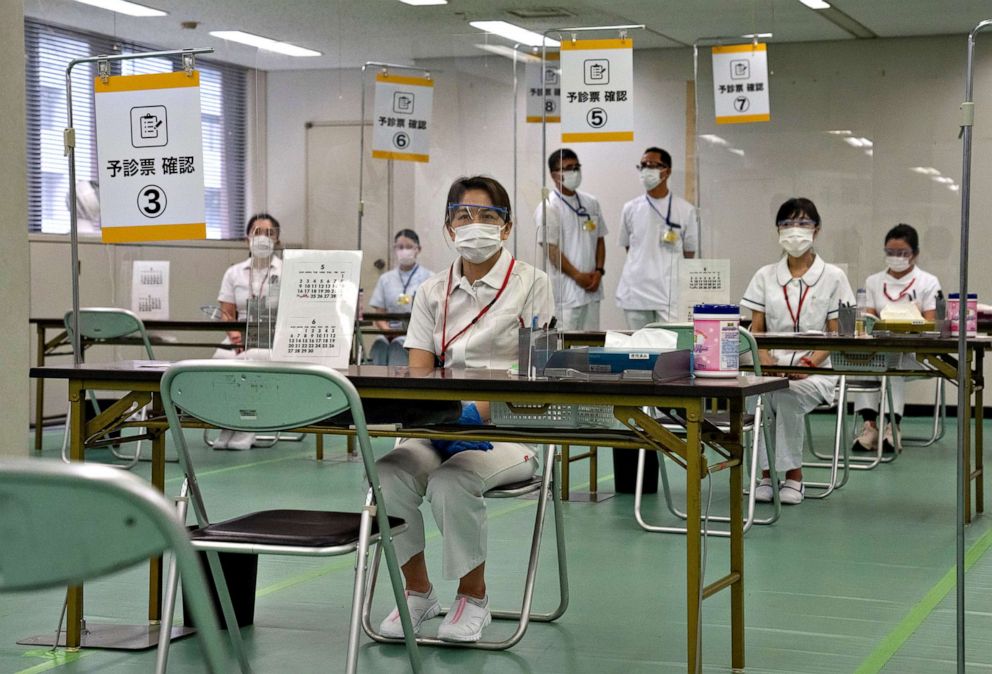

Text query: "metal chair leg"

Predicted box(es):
[804, 377, 850, 498]
[903, 377, 947, 446]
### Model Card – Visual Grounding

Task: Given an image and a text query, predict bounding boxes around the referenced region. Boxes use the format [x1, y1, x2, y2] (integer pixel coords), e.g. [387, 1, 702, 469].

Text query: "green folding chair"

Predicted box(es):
[634, 323, 780, 535]
[60, 308, 156, 468]
[158, 360, 422, 674]
[0, 460, 231, 673]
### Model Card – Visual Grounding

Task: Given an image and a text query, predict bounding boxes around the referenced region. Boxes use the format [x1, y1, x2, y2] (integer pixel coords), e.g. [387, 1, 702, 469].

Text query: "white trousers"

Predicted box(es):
[624, 309, 671, 330]
[756, 375, 836, 473]
[560, 301, 600, 331]
[376, 439, 538, 580]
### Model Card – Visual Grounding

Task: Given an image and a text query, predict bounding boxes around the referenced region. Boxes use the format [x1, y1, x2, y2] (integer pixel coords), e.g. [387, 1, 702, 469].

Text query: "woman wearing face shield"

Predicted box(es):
[374, 176, 553, 643]
[211, 213, 282, 449]
[740, 198, 855, 505]
[367, 229, 432, 366]
[851, 224, 941, 453]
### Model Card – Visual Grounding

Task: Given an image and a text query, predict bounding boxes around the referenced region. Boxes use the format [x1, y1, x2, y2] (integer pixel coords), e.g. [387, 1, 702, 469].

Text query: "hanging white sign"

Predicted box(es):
[526, 52, 560, 123]
[131, 260, 170, 320]
[272, 250, 363, 369]
[371, 72, 434, 163]
[94, 71, 206, 243]
[711, 43, 770, 124]
[560, 38, 634, 143]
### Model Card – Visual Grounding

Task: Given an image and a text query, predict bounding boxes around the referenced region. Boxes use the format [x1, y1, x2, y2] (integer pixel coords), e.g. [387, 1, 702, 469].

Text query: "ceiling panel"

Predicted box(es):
[22, 0, 992, 71]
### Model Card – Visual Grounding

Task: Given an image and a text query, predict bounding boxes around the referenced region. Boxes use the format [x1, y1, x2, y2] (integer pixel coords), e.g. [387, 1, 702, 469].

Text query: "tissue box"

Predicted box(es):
[542, 347, 692, 381]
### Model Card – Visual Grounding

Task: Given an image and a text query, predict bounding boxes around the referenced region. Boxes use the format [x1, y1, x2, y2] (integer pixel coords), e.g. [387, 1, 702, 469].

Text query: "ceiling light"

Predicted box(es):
[933, 176, 955, 184]
[949, 184, 960, 192]
[209, 31, 321, 57]
[469, 21, 561, 48]
[72, 0, 166, 17]
[858, 137, 873, 148]
[475, 44, 543, 63]
[727, 148, 746, 157]
[844, 137, 865, 148]
[911, 166, 941, 175]
[826, 129, 852, 135]
[798, 0, 831, 9]
[699, 134, 729, 146]
[398, 0, 447, 5]
[741, 33, 773, 39]
[864, 149, 873, 157]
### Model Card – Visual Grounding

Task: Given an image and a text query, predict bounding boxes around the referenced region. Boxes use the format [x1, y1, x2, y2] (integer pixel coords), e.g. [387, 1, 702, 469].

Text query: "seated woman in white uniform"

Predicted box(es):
[740, 198, 855, 505]
[376, 176, 553, 642]
[212, 213, 282, 449]
[852, 223, 941, 453]
[367, 229, 432, 366]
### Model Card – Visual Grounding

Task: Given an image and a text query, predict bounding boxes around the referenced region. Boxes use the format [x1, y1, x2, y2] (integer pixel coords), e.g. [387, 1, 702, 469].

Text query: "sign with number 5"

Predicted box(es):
[94, 70, 205, 242]
[560, 38, 634, 143]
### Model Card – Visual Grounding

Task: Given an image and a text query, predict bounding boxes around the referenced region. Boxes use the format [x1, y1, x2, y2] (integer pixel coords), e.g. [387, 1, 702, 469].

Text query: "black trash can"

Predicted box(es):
[183, 540, 258, 629]
[612, 448, 658, 494]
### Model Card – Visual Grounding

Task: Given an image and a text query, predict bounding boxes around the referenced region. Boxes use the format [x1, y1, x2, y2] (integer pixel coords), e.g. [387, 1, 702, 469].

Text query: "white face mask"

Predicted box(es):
[778, 227, 814, 257]
[453, 222, 504, 264]
[886, 255, 912, 273]
[640, 167, 662, 191]
[560, 169, 582, 191]
[396, 248, 417, 266]
[250, 235, 275, 258]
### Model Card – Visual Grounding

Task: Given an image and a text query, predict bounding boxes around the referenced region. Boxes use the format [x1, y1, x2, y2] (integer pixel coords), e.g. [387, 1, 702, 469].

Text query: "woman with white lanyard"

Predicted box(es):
[375, 176, 553, 642]
[212, 213, 282, 449]
[741, 198, 855, 504]
[852, 223, 941, 453]
[367, 229, 432, 365]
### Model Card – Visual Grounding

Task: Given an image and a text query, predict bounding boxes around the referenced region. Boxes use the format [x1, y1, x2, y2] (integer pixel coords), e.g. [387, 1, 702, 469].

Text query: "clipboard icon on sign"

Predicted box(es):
[130, 106, 168, 148]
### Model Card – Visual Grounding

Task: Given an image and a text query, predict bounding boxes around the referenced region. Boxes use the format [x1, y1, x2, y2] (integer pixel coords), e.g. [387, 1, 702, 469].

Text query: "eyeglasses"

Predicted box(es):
[884, 248, 914, 258]
[776, 219, 818, 229]
[447, 203, 509, 227]
[251, 228, 278, 239]
[637, 162, 669, 171]
[555, 164, 582, 173]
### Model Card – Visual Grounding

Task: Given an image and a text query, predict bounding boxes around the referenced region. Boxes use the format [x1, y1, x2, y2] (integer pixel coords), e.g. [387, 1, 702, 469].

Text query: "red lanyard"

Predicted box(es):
[883, 278, 915, 303]
[439, 257, 516, 365]
[783, 281, 811, 332]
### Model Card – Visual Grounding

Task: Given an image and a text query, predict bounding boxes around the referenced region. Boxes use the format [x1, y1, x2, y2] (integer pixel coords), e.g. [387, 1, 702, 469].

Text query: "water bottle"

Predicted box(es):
[855, 288, 868, 337]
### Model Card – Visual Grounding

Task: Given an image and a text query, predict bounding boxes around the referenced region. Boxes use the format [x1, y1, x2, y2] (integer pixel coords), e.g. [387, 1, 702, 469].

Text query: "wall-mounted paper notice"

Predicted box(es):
[271, 250, 363, 368]
[131, 260, 170, 319]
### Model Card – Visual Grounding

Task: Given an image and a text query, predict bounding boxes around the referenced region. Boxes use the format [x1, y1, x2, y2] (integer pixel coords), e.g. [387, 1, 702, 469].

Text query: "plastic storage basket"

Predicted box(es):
[491, 401, 623, 429]
[829, 350, 902, 373]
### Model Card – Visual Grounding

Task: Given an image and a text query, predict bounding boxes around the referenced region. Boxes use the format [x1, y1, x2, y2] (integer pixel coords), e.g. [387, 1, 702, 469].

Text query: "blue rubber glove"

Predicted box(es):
[430, 403, 493, 459]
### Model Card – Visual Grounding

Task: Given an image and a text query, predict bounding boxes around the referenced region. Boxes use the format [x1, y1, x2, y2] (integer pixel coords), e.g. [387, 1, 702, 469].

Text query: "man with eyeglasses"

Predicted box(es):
[534, 148, 607, 330]
[616, 146, 698, 328]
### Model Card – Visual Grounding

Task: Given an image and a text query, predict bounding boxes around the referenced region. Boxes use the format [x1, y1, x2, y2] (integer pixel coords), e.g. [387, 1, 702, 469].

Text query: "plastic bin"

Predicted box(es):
[829, 351, 902, 373]
[613, 448, 658, 494]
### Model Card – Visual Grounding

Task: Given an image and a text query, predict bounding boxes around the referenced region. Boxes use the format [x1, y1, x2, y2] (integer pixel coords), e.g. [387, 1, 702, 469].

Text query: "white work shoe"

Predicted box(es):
[225, 431, 256, 451]
[780, 479, 805, 505]
[853, 421, 879, 452]
[212, 429, 234, 449]
[882, 425, 898, 453]
[754, 477, 774, 503]
[379, 588, 441, 639]
[437, 595, 491, 642]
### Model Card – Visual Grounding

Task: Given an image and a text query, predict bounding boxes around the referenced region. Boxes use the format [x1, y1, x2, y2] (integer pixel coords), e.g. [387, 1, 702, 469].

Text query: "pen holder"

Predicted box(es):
[518, 327, 561, 375]
[838, 305, 856, 337]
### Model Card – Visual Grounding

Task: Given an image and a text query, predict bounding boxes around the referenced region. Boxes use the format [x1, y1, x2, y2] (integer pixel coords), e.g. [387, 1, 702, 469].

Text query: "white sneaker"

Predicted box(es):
[437, 595, 491, 643]
[379, 588, 441, 639]
[780, 479, 805, 505]
[212, 429, 234, 450]
[882, 425, 898, 453]
[225, 431, 256, 451]
[754, 477, 774, 503]
[853, 421, 879, 452]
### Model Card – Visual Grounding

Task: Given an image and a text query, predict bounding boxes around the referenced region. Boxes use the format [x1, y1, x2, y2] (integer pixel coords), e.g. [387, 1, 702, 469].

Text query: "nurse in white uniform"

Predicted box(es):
[376, 176, 553, 643]
[852, 224, 941, 452]
[616, 147, 698, 328]
[741, 198, 855, 505]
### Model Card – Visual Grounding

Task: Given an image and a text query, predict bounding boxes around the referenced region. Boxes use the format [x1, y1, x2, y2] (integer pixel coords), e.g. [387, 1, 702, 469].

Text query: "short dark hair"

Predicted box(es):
[394, 228, 420, 245]
[885, 223, 919, 254]
[548, 148, 578, 173]
[643, 147, 672, 169]
[775, 198, 821, 228]
[444, 176, 512, 225]
[246, 213, 280, 237]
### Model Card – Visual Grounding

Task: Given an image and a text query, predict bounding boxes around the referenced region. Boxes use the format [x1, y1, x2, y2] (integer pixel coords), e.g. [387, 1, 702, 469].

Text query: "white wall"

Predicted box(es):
[1, 0, 29, 456]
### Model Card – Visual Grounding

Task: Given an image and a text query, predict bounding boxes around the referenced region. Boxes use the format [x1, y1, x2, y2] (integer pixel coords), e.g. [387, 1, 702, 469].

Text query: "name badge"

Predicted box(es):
[583, 219, 596, 232]
[396, 293, 412, 305]
[662, 228, 678, 245]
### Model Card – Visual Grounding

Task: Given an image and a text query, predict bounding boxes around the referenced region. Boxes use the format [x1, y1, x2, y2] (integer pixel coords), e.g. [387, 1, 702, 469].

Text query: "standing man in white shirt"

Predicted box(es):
[616, 147, 699, 328]
[534, 148, 607, 330]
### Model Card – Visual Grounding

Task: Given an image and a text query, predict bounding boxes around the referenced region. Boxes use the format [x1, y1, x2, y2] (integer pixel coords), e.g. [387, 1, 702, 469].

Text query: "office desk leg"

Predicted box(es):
[729, 398, 746, 670]
[965, 367, 974, 525]
[561, 445, 571, 501]
[685, 401, 703, 674]
[975, 349, 984, 514]
[67, 381, 85, 649]
[34, 325, 45, 452]
[148, 393, 165, 623]
[589, 447, 598, 499]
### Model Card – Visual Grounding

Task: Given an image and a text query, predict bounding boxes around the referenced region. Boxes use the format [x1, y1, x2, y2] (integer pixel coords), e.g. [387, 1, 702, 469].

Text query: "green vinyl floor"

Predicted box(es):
[2, 414, 991, 673]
